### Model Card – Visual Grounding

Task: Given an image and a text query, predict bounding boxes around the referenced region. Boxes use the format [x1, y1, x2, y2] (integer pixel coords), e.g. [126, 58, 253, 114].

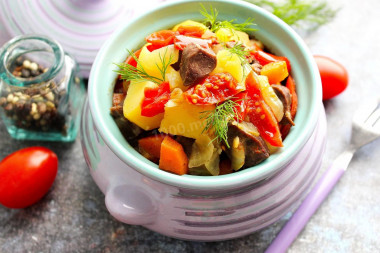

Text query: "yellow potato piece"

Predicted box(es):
[257, 75, 284, 122]
[159, 89, 215, 139]
[165, 66, 187, 91]
[172, 20, 208, 32]
[138, 44, 179, 82]
[211, 49, 244, 84]
[215, 28, 251, 47]
[123, 80, 164, 130]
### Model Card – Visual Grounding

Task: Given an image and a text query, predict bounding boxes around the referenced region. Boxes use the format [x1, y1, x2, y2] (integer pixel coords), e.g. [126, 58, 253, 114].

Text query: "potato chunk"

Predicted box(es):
[159, 89, 215, 139]
[123, 80, 164, 130]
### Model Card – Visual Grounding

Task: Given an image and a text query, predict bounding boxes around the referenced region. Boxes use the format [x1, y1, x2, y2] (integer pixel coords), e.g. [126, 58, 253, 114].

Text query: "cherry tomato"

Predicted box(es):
[0, 147, 58, 209]
[141, 81, 171, 117]
[145, 30, 176, 51]
[245, 72, 283, 147]
[173, 35, 212, 50]
[314, 55, 349, 100]
[184, 73, 242, 105]
[176, 25, 205, 38]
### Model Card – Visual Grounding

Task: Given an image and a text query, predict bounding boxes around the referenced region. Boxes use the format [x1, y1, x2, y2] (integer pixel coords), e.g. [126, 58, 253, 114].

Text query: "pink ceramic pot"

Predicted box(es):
[81, 0, 325, 241]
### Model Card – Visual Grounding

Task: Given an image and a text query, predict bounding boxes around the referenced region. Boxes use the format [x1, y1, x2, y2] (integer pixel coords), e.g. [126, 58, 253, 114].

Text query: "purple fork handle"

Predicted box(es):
[265, 164, 346, 253]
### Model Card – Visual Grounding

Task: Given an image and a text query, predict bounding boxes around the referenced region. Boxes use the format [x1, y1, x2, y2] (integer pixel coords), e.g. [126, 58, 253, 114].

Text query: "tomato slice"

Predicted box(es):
[245, 72, 283, 147]
[176, 25, 205, 38]
[184, 73, 242, 105]
[252, 50, 292, 73]
[174, 35, 212, 50]
[145, 30, 176, 51]
[141, 81, 171, 117]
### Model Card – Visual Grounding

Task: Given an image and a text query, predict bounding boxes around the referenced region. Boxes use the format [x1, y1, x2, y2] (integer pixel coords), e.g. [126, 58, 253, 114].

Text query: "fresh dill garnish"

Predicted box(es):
[115, 48, 173, 84]
[246, 0, 337, 30]
[200, 99, 240, 148]
[225, 43, 250, 65]
[200, 4, 257, 33]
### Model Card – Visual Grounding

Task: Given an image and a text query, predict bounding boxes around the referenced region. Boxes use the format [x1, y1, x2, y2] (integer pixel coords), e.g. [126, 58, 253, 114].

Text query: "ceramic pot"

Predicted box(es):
[81, 0, 325, 241]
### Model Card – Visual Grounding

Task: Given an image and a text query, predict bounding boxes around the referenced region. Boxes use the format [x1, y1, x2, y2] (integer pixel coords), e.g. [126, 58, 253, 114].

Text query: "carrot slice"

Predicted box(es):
[286, 75, 298, 119]
[159, 136, 188, 175]
[138, 134, 167, 160]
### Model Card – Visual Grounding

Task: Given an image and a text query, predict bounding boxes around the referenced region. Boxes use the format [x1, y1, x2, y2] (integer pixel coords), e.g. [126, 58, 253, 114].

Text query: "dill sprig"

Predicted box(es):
[200, 99, 240, 148]
[200, 4, 257, 33]
[225, 43, 250, 65]
[246, 0, 337, 30]
[115, 48, 173, 84]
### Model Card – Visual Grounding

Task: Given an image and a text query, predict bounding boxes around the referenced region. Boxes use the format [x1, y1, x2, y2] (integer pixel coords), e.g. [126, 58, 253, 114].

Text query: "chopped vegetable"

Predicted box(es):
[286, 75, 298, 119]
[260, 61, 289, 84]
[245, 72, 283, 147]
[184, 73, 242, 105]
[138, 134, 167, 161]
[257, 75, 284, 121]
[211, 49, 245, 83]
[253, 50, 292, 72]
[176, 25, 205, 37]
[123, 80, 164, 130]
[159, 135, 189, 175]
[141, 81, 171, 117]
[145, 30, 176, 51]
[159, 89, 215, 139]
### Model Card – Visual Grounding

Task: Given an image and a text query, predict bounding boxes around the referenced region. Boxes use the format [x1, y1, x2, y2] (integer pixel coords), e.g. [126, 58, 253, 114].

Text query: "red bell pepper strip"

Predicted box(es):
[245, 72, 283, 147]
[176, 25, 205, 38]
[184, 73, 242, 105]
[141, 81, 171, 117]
[252, 50, 292, 73]
[124, 48, 142, 68]
[174, 35, 212, 50]
[145, 30, 176, 51]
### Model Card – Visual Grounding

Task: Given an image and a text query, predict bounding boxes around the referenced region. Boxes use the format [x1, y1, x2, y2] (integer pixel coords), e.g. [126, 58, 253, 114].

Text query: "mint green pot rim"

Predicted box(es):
[88, 0, 322, 191]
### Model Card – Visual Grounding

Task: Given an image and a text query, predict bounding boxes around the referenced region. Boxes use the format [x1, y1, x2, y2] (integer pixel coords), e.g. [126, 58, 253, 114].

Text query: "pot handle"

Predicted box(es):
[105, 184, 157, 225]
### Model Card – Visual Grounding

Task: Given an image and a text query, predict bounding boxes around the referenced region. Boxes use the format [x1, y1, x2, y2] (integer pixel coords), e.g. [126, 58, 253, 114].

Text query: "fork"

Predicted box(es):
[265, 98, 380, 253]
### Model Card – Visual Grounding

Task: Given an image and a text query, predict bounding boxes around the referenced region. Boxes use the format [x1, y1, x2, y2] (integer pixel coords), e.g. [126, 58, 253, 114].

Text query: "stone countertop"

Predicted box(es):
[1, 0, 380, 252]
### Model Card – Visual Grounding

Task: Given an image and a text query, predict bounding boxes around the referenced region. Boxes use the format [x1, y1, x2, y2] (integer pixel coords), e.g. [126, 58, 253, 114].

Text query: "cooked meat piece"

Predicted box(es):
[179, 43, 217, 86]
[272, 84, 294, 126]
[110, 93, 142, 146]
[174, 135, 195, 157]
[226, 121, 270, 170]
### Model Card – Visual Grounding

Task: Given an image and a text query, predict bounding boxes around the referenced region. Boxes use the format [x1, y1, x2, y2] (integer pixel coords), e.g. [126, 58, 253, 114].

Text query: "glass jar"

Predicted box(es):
[0, 35, 86, 141]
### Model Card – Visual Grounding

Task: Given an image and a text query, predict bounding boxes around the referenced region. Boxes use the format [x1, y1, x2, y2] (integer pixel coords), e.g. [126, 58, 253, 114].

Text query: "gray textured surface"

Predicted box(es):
[1, 0, 380, 252]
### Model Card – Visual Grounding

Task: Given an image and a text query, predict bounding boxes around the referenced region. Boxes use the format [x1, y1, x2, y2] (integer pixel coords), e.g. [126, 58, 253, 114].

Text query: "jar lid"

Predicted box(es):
[0, 0, 167, 78]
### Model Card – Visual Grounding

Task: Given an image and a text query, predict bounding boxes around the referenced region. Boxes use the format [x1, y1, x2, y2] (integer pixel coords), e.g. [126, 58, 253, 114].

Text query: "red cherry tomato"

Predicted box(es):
[314, 55, 349, 100]
[184, 73, 242, 105]
[0, 147, 58, 209]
